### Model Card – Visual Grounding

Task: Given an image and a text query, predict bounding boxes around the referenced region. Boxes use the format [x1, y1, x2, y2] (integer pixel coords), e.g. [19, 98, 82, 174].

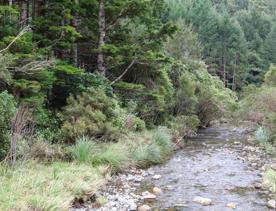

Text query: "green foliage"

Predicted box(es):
[0, 91, 16, 160]
[264, 169, 276, 192]
[262, 23, 276, 68]
[174, 73, 198, 115]
[133, 128, 172, 167]
[264, 65, 276, 87]
[255, 127, 269, 143]
[68, 136, 97, 164]
[170, 115, 200, 138]
[68, 136, 130, 170]
[61, 88, 122, 142]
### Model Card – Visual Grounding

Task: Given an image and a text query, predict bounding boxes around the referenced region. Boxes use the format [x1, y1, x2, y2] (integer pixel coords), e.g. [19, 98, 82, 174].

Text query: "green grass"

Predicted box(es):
[68, 136, 98, 163]
[0, 129, 174, 210]
[264, 169, 276, 192]
[0, 161, 109, 211]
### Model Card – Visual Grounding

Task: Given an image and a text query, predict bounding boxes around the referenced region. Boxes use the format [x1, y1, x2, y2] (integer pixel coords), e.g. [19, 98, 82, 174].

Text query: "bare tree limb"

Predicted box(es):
[0, 26, 31, 54]
[110, 60, 136, 85]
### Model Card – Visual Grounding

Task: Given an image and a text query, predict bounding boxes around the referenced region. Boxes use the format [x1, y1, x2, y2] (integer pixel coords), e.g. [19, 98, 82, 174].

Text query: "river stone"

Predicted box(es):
[142, 191, 156, 200]
[138, 204, 151, 211]
[152, 187, 162, 195]
[267, 200, 276, 209]
[193, 196, 212, 206]
[152, 174, 162, 180]
[227, 203, 236, 209]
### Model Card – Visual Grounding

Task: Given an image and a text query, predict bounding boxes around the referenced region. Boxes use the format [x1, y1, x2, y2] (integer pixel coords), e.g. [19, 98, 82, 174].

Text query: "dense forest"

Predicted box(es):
[0, 0, 275, 210]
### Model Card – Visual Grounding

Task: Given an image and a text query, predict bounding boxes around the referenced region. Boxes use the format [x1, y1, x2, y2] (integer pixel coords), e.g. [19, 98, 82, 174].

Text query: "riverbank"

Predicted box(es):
[0, 128, 175, 210]
[79, 126, 276, 211]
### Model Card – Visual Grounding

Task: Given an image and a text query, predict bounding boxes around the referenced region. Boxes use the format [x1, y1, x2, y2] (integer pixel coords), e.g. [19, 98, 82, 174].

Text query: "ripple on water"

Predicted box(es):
[137, 127, 269, 211]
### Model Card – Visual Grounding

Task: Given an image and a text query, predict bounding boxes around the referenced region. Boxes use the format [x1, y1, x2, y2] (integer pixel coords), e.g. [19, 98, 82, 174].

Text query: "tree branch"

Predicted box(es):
[0, 26, 31, 54]
[110, 60, 136, 85]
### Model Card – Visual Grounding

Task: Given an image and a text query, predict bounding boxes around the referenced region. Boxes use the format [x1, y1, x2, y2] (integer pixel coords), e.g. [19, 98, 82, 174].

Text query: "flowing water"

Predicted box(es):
[137, 127, 270, 211]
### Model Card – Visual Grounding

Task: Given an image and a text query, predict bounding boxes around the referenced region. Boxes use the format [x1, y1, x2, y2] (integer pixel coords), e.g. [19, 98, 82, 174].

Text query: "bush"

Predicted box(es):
[0, 91, 16, 160]
[174, 73, 198, 115]
[170, 115, 200, 138]
[255, 127, 269, 143]
[264, 65, 276, 87]
[61, 88, 122, 142]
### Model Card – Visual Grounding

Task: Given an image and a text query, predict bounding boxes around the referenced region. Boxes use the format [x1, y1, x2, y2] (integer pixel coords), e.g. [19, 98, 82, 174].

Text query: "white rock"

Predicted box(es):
[152, 187, 162, 195]
[138, 204, 151, 211]
[129, 202, 137, 211]
[193, 196, 212, 206]
[142, 192, 156, 200]
[267, 200, 276, 209]
[152, 174, 162, 180]
[227, 203, 236, 209]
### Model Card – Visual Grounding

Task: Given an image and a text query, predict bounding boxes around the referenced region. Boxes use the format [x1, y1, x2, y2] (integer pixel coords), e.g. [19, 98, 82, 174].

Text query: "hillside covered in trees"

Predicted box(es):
[0, 0, 275, 210]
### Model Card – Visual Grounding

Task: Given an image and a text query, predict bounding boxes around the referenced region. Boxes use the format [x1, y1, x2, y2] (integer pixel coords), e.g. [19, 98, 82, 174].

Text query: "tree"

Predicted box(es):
[262, 23, 276, 69]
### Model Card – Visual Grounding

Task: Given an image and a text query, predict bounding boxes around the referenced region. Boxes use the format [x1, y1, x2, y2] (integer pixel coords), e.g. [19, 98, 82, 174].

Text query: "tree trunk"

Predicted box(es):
[97, 0, 106, 76]
[71, 0, 79, 67]
[223, 58, 226, 87]
[20, 0, 28, 26]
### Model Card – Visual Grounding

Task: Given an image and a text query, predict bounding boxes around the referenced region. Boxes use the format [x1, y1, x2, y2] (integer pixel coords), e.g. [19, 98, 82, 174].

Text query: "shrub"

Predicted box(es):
[255, 127, 269, 143]
[174, 73, 198, 115]
[0, 91, 16, 160]
[264, 65, 276, 87]
[170, 115, 200, 138]
[124, 114, 146, 132]
[61, 88, 122, 142]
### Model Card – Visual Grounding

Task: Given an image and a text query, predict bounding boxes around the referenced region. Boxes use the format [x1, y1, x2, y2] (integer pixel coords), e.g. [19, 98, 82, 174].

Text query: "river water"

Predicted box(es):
[137, 127, 270, 211]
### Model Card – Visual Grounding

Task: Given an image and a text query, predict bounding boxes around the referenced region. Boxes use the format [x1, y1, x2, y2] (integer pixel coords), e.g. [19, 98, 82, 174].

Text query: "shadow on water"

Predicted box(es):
[137, 127, 269, 211]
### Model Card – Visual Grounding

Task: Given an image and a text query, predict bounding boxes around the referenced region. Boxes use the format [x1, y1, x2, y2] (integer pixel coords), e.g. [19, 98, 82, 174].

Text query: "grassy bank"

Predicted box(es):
[0, 128, 173, 210]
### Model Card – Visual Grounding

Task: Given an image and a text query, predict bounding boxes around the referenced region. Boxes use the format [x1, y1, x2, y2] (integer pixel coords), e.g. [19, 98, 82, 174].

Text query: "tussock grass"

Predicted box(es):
[0, 129, 173, 210]
[0, 161, 109, 211]
[133, 128, 173, 167]
[264, 169, 276, 192]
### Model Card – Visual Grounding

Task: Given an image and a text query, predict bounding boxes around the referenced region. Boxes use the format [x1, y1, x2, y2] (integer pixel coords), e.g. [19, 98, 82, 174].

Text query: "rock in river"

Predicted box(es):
[142, 191, 157, 200]
[227, 202, 236, 209]
[152, 187, 162, 195]
[138, 204, 151, 211]
[267, 200, 276, 209]
[152, 174, 162, 180]
[193, 196, 213, 206]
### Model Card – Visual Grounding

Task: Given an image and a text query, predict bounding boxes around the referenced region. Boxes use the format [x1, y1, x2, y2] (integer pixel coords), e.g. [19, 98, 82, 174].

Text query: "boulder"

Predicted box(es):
[193, 196, 212, 206]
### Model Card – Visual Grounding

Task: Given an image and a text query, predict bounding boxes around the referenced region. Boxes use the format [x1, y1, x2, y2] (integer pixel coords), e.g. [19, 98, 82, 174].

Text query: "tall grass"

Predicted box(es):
[134, 128, 173, 167]
[0, 161, 109, 210]
[68, 137, 131, 170]
[264, 169, 276, 192]
[68, 136, 98, 163]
